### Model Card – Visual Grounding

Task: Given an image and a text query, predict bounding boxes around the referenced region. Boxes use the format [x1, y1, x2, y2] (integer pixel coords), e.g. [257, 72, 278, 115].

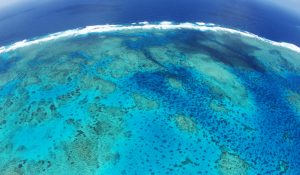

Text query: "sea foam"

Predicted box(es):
[0, 21, 300, 54]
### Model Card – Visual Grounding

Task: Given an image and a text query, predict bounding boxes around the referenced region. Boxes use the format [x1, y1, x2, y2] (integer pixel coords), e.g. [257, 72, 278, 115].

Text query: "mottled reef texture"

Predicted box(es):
[0, 29, 300, 174]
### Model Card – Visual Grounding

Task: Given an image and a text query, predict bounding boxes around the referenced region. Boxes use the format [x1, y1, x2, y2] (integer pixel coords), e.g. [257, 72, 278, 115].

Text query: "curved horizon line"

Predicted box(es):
[0, 21, 300, 54]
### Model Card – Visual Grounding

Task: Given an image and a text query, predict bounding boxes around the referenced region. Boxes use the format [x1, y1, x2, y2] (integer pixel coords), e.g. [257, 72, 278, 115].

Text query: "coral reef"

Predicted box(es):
[218, 151, 249, 175]
[0, 28, 299, 174]
[173, 114, 197, 133]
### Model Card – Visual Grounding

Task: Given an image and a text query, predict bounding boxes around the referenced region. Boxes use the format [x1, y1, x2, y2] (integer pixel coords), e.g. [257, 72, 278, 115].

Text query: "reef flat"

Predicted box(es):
[0, 22, 300, 174]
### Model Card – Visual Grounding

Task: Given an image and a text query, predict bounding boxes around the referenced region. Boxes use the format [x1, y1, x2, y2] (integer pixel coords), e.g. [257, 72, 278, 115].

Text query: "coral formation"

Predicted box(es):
[0, 27, 299, 174]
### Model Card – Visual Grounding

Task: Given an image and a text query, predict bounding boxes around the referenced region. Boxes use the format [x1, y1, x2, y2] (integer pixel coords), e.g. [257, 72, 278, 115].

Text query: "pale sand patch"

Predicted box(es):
[210, 100, 228, 113]
[218, 151, 249, 175]
[148, 44, 187, 66]
[88, 104, 125, 128]
[168, 77, 183, 90]
[286, 89, 300, 116]
[173, 114, 197, 133]
[279, 160, 289, 173]
[132, 93, 159, 110]
[185, 53, 253, 110]
[79, 75, 116, 96]
[98, 49, 161, 79]
[2, 161, 24, 175]
[246, 36, 300, 74]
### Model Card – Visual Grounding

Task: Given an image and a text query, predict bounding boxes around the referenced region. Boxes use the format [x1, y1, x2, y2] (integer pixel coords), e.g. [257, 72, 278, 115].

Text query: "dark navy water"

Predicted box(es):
[0, 0, 300, 46]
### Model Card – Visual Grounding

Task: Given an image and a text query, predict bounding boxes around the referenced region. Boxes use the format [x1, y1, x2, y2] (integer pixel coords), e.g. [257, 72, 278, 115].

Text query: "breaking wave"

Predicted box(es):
[0, 21, 300, 54]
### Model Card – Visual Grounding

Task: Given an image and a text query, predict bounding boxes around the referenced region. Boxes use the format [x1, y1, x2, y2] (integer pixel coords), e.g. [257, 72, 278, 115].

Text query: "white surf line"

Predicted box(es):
[0, 21, 300, 54]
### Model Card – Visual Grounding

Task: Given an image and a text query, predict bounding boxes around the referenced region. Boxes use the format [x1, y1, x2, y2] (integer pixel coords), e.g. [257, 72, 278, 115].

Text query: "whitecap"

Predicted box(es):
[0, 22, 299, 54]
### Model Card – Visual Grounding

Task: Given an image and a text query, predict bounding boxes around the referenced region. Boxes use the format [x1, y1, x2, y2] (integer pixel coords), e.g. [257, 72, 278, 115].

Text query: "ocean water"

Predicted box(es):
[1, 0, 300, 46]
[0, 23, 300, 174]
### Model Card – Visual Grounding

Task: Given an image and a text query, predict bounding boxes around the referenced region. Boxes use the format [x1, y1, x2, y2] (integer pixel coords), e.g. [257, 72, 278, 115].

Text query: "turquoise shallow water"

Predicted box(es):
[0, 24, 300, 174]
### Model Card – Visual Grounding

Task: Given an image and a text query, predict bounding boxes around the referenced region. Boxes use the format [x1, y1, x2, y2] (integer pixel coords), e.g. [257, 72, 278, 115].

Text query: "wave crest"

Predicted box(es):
[0, 21, 299, 54]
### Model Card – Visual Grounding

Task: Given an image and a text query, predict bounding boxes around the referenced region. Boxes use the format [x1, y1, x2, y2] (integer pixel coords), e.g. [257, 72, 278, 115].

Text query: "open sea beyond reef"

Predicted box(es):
[1, 0, 300, 47]
[0, 23, 300, 174]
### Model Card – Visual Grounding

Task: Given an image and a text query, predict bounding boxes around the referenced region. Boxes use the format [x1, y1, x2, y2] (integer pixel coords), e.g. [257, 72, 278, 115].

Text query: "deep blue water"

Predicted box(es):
[0, 0, 300, 46]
